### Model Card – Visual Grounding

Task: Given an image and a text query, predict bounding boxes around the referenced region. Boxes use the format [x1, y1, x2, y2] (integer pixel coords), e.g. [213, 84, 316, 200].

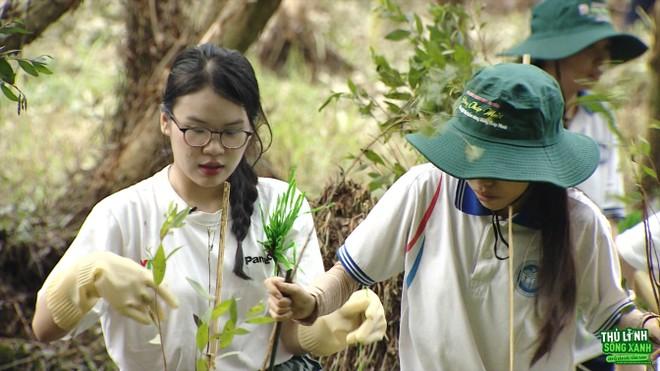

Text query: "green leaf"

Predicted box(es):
[0, 21, 30, 35]
[31, 61, 52, 75]
[171, 207, 190, 228]
[414, 14, 424, 34]
[363, 149, 385, 165]
[192, 313, 203, 327]
[0, 59, 15, 84]
[318, 92, 343, 112]
[152, 244, 166, 285]
[229, 299, 238, 324]
[245, 302, 266, 318]
[186, 277, 215, 301]
[196, 322, 209, 351]
[641, 165, 657, 179]
[385, 29, 410, 41]
[166, 246, 183, 260]
[219, 330, 234, 349]
[637, 138, 651, 157]
[196, 359, 209, 371]
[1, 83, 18, 102]
[211, 299, 233, 321]
[384, 91, 412, 101]
[232, 327, 249, 335]
[245, 316, 275, 325]
[17, 60, 38, 77]
[393, 162, 407, 178]
[347, 79, 358, 96]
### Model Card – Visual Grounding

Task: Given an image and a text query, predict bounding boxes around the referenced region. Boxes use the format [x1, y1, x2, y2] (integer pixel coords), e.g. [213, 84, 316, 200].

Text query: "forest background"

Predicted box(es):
[1, 0, 658, 369]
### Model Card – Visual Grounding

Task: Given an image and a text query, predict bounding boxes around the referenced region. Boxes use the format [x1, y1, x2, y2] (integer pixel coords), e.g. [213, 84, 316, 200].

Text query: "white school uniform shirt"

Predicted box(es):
[568, 99, 626, 363]
[38, 166, 325, 371]
[567, 99, 625, 221]
[617, 211, 660, 271]
[338, 163, 632, 371]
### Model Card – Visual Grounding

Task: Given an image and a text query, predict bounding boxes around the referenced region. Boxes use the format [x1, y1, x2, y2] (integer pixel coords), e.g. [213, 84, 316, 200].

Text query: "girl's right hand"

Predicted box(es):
[264, 277, 316, 321]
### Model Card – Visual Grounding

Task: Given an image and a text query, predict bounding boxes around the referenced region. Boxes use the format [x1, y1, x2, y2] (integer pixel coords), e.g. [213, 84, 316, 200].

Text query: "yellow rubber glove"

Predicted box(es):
[297, 288, 386, 356]
[46, 251, 178, 331]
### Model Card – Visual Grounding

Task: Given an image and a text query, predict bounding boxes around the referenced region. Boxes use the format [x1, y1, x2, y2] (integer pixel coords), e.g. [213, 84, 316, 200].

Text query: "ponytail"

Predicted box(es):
[529, 183, 576, 365]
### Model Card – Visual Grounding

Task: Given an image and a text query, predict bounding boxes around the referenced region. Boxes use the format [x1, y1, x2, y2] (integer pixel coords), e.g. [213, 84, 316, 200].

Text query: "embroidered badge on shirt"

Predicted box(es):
[516, 261, 540, 297]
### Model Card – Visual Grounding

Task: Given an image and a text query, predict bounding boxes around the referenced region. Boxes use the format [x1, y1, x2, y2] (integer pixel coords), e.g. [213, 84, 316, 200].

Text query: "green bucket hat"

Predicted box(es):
[406, 63, 599, 188]
[500, 0, 647, 62]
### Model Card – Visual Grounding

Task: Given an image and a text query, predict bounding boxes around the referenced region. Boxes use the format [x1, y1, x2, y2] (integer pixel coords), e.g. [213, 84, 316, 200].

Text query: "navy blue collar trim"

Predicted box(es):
[454, 179, 541, 229]
[577, 90, 594, 114]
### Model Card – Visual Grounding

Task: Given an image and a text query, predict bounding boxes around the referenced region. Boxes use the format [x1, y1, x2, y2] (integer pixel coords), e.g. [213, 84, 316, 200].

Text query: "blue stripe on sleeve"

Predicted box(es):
[337, 245, 375, 286]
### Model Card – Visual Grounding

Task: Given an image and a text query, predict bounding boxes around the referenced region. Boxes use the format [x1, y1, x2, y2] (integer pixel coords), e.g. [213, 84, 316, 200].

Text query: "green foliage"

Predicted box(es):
[259, 169, 305, 274]
[618, 209, 643, 234]
[189, 295, 273, 370]
[0, 20, 53, 114]
[321, 0, 476, 191]
[150, 203, 190, 285]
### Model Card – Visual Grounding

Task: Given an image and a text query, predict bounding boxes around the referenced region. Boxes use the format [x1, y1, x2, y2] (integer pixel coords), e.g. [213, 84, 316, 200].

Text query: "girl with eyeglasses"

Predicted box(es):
[265, 63, 660, 370]
[31, 44, 385, 371]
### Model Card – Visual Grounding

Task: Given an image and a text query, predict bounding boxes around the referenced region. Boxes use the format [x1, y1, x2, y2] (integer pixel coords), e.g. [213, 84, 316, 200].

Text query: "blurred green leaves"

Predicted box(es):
[321, 0, 476, 192]
[0, 20, 52, 114]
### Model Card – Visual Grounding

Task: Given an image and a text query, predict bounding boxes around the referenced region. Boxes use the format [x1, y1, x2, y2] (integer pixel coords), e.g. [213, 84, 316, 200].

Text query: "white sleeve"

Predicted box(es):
[574, 199, 633, 334]
[337, 165, 439, 286]
[37, 199, 125, 335]
[616, 212, 660, 272]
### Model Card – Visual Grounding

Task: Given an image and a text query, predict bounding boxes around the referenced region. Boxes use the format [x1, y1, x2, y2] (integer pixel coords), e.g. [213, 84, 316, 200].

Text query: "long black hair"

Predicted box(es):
[525, 182, 576, 364]
[161, 43, 272, 279]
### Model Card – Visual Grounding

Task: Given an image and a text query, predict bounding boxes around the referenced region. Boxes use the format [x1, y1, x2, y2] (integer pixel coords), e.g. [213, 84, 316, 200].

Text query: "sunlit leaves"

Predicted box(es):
[320, 1, 475, 192]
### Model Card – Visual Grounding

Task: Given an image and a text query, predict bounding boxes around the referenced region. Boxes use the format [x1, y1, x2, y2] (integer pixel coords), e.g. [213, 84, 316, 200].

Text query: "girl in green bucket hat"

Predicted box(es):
[502, 1, 649, 369]
[265, 63, 660, 370]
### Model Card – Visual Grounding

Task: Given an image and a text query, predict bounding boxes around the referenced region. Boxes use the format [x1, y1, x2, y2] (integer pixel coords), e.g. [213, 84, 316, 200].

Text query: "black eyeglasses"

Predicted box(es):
[166, 111, 253, 149]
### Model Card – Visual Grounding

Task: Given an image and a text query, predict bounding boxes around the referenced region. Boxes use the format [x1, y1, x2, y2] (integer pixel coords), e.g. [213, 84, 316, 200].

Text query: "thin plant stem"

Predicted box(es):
[507, 205, 514, 371]
[267, 269, 293, 371]
[208, 182, 231, 370]
[205, 227, 215, 358]
[151, 294, 168, 371]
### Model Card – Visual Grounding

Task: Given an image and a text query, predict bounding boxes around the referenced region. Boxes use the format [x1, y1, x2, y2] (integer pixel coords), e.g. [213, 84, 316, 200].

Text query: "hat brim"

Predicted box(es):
[406, 118, 599, 188]
[499, 26, 647, 62]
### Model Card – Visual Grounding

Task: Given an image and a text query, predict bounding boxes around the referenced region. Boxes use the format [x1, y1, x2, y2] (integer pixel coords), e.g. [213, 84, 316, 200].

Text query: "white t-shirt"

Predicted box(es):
[617, 212, 660, 271]
[568, 101, 626, 362]
[39, 166, 325, 371]
[338, 163, 632, 371]
[568, 102, 625, 220]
